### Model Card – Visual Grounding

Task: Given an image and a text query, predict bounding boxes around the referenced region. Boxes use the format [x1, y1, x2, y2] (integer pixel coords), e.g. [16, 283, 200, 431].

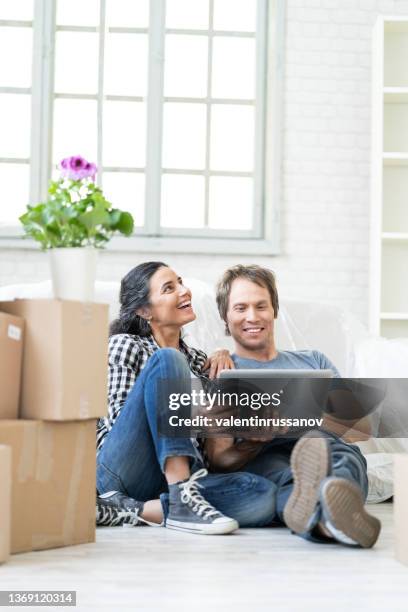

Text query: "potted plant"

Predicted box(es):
[19, 155, 134, 301]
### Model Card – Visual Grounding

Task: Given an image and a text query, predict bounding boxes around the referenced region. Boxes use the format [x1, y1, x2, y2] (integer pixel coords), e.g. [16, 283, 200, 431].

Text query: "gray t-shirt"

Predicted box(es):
[232, 349, 341, 377]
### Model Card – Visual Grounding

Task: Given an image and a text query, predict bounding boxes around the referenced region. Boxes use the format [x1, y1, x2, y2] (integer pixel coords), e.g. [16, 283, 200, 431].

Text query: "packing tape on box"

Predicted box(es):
[79, 394, 91, 419]
[31, 425, 90, 548]
[17, 424, 36, 483]
[81, 304, 93, 325]
[61, 425, 89, 544]
[35, 425, 54, 482]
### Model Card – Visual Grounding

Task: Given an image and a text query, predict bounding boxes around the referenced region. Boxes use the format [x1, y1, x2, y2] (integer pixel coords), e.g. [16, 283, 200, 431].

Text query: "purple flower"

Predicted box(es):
[59, 156, 97, 181]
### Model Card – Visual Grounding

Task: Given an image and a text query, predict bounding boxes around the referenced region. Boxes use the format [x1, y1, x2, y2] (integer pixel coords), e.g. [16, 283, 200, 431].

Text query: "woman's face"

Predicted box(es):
[143, 266, 196, 329]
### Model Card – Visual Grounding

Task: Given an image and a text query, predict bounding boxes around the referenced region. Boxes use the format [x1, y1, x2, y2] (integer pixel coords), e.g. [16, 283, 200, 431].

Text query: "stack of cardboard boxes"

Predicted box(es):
[0, 299, 108, 562]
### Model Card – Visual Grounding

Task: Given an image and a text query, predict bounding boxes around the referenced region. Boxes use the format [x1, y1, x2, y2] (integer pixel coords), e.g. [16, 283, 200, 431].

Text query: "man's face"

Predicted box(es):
[226, 278, 275, 354]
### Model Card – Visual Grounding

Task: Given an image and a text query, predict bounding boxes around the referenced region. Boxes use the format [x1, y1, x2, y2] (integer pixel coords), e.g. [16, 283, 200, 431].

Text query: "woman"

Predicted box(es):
[96, 262, 276, 535]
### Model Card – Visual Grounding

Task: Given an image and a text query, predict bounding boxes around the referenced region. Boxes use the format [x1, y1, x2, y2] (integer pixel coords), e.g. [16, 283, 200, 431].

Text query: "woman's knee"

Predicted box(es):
[152, 347, 190, 374]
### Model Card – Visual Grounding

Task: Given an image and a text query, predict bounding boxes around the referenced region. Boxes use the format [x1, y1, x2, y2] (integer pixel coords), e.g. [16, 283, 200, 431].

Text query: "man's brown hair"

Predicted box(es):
[216, 264, 279, 335]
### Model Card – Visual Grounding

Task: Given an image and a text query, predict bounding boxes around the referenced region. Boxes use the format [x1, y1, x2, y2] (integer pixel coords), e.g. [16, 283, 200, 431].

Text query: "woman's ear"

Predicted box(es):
[136, 306, 152, 321]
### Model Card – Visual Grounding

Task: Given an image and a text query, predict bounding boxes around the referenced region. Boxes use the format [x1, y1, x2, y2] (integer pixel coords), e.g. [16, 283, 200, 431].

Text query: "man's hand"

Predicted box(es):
[204, 349, 235, 379]
[204, 437, 264, 472]
[244, 408, 290, 441]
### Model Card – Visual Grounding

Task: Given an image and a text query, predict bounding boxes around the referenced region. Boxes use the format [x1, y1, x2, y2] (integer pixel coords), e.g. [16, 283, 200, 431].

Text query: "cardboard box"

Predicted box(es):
[0, 419, 97, 554]
[0, 300, 108, 420]
[394, 454, 408, 566]
[0, 312, 24, 419]
[0, 445, 11, 563]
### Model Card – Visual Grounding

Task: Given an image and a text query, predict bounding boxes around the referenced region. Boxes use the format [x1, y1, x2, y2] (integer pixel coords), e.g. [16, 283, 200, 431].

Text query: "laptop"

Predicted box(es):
[219, 368, 334, 379]
[217, 368, 334, 421]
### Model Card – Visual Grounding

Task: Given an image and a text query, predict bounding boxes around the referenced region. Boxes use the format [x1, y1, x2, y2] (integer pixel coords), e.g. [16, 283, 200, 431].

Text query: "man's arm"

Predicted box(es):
[322, 411, 372, 442]
[323, 387, 375, 442]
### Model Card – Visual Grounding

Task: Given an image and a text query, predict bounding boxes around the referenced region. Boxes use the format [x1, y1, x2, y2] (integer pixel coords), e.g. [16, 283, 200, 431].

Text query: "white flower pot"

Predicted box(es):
[49, 247, 98, 302]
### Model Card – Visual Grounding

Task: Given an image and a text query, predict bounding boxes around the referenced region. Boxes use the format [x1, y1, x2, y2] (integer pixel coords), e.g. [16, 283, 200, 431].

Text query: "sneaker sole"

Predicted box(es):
[283, 434, 330, 534]
[166, 518, 239, 535]
[321, 478, 381, 548]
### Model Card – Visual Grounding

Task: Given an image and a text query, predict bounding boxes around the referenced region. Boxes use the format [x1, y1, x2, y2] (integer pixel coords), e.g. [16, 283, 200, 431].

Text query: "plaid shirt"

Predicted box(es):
[96, 333, 208, 451]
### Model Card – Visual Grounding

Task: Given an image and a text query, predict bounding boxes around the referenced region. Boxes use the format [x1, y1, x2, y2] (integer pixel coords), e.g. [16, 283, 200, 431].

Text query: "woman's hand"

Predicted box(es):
[204, 349, 235, 380]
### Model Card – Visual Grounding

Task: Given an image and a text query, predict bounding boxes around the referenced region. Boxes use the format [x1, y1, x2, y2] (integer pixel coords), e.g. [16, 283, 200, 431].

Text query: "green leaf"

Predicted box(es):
[116, 211, 134, 235]
[109, 211, 134, 236]
[78, 200, 110, 230]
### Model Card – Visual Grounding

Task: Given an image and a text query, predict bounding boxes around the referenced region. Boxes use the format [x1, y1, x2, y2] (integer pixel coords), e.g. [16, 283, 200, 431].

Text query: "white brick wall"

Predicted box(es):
[2, 0, 408, 325]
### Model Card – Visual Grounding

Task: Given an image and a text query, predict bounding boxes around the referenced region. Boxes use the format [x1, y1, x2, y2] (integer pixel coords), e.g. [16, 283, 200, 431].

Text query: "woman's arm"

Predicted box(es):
[108, 334, 142, 406]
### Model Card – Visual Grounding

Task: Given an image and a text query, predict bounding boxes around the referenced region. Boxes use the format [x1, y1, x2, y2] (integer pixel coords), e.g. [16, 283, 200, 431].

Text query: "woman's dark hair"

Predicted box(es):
[110, 261, 168, 337]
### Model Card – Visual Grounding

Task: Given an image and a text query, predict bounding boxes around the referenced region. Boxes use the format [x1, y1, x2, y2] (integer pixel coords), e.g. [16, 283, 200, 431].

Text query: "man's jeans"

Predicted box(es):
[97, 348, 276, 527]
[243, 433, 369, 541]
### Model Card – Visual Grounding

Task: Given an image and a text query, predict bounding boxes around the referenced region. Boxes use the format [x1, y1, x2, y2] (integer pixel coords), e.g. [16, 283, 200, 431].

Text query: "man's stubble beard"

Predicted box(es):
[234, 335, 270, 354]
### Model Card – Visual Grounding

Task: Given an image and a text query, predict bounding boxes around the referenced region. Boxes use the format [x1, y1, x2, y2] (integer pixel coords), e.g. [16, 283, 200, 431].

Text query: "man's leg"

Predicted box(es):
[283, 433, 380, 547]
[244, 432, 380, 546]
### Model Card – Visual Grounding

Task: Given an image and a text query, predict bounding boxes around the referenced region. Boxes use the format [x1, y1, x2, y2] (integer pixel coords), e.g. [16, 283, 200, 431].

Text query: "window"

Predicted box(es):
[0, 1, 33, 224]
[0, 0, 283, 253]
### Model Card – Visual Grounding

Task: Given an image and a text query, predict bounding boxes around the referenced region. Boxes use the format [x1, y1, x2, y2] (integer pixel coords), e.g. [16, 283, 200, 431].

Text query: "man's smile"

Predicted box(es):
[242, 326, 264, 334]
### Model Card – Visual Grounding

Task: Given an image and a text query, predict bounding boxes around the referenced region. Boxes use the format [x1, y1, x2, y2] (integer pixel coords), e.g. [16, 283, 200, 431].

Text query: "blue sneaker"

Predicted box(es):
[96, 491, 147, 527]
[166, 469, 239, 535]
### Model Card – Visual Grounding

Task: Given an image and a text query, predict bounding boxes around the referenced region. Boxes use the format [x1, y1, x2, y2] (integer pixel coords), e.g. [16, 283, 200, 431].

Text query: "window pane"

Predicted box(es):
[213, 0, 257, 32]
[103, 101, 146, 167]
[106, 0, 149, 28]
[212, 37, 255, 99]
[56, 0, 99, 26]
[0, 164, 30, 224]
[210, 105, 254, 171]
[0, 94, 31, 158]
[164, 35, 208, 98]
[166, 0, 209, 30]
[105, 34, 148, 96]
[161, 174, 205, 228]
[0, 27, 32, 88]
[54, 32, 99, 94]
[209, 176, 253, 229]
[53, 99, 97, 164]
[0, 1, 33, 20]
[162, 103, 206, 170]
[103, 172, 145, 227]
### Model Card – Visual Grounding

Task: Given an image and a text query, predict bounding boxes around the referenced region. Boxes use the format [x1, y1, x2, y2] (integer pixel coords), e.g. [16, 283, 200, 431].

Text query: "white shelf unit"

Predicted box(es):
[371, 17, 408, 339]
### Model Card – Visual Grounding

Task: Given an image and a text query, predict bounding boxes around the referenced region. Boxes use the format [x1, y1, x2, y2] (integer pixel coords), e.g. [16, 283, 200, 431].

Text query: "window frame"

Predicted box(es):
[0, 0, 285, 255]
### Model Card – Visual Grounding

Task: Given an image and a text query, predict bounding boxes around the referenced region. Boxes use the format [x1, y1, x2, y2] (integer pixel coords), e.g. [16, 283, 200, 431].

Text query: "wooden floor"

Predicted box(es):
[1, 503, 407, 612]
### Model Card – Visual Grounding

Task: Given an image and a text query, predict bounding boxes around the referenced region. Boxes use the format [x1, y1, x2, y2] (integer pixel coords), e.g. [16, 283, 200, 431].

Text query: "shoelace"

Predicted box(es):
[96, 500, 163, 528]
[179, 468, 220, 519]
[96, 503, 141, 527]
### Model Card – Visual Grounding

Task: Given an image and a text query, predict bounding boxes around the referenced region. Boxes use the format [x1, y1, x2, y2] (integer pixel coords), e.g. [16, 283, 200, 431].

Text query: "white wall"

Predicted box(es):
[2, 0, 408, 324]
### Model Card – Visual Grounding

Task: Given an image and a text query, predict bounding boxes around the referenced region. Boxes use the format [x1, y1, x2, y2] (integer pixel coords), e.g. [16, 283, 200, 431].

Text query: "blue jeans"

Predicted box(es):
[243, 432, 369, 541]
[97, 348, 276, 527]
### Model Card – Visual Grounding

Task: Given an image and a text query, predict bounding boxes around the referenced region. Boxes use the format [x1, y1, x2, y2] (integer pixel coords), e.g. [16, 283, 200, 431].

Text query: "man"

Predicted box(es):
[207, 264, 380, 547]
